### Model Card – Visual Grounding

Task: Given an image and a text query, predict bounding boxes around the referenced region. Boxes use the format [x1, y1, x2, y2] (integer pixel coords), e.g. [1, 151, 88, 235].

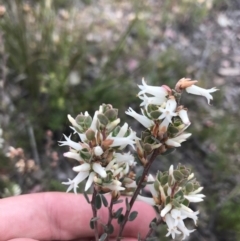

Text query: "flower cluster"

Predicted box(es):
[60, 104, 138, 194]
[138, 165, 205, 240]
[126, 78, 218, 157]
[60, 78, 217, 241]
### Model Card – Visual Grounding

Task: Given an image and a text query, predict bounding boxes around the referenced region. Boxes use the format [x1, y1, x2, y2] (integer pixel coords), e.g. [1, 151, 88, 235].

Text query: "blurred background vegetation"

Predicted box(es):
[0, 0, 240, 240]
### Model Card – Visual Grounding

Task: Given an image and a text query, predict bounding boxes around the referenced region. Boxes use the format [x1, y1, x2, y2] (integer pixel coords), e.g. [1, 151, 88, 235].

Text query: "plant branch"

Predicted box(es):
[106, 196, 114, 241]
[117, 149, 160, 240]
[91, 187, 99, 241]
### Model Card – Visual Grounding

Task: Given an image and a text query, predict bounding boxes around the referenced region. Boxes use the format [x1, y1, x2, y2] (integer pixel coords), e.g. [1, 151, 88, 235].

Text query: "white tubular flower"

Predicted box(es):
[92, 163, 107, 178]
[94, 146, 103, 156]
[90, 110, 99, 132]
[147, 174, 158, 198]
[171, 209, 187, 226]
[161, 203, 172, 217]
[137, 175, 158, 206]
[114, 152, 136, 166]
[138, 78, 168, 100]
[165, 133, 192, 147]
[85, 172, 95, 191]
[186, 84, 218, 104]
[67, 114, 83, 131]
[62, 171, 90, 194]
[109, 137, 135, 150]
[125, 107, 154, 129]
[139, 93, 167, 108]
[159, 97, 177, 123]
[63, 152, 82, 161]
[116, 123, 129, 137]
[69, 126, 88, 142]
[184, 187, 205, 202]
[107, 126, 138, 150]
[73, 163, 91, 172]
[165, 214, 181, 239]
[168, 165, 175, 185]
[178, 109, 191, 125]
[137, 195, 156, 206]
[106, 118, 120, 132]
[64, 162, 107, 192]
[176, 220, 195, 240]
[59, 134, 85, 151]
[180, 208, 199, 225]
[103, 180, 125, 191]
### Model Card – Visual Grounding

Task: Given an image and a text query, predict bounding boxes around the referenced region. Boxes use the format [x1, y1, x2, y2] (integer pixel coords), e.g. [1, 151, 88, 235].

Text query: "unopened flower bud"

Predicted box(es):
[94, 146, 103, 156]
[85, 128, 95, 141]
[175, 78, 198, 92]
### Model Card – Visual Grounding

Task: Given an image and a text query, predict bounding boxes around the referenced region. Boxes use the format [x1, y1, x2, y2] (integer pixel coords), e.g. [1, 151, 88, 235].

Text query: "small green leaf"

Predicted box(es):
[186, 183, 193, 192]
[173, 170, 183, 181]
[160, 175, 168, 185]
[150, 110, 161, 119]
[89, 219, 95, 229]
[104, 109, 118, 121]
[172, 199, 181, 208]
[118, 214, 125, 224]
[105, 224, 114, 234]
[128, 211, 138, 221]
[101, 194, 108, 207]
[97, 113, 109, 126]
[84, 115, 93, 129]
[125, 198, 130, 211]
[114, 207, 123, 218]
[83, 192, 90, 203]
[149, 217, 157, 228]
[95, 194, 102, 209]
[99, 233, 108, 241]
[182, 199, 189, 206]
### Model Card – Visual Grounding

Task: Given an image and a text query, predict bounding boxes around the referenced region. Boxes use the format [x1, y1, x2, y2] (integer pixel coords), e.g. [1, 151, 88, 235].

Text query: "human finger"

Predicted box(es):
[0, 192, 155, 241]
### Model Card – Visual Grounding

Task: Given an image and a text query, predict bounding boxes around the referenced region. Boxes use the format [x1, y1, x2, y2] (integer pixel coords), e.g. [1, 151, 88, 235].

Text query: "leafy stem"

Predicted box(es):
[117, 149, 160, 240]
[91, 187, 99, 241]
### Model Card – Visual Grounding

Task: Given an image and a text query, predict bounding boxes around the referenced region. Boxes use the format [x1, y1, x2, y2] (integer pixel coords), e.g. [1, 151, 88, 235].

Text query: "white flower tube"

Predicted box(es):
[165, 133, 192, 147]
[92, 163, 107, 178]
[161, 203, 172, 217]
[186, 85, 218, 104]
[63, 152, 82, 161]
[159, 97, 177, 123]
[90, 111, 99, 132]
[178, 109, 191, 125]
[59, 134, 83, 151]
[125, 107, 154, 129]
[139, 93, 167, 107]
[138, 78, 168, 99]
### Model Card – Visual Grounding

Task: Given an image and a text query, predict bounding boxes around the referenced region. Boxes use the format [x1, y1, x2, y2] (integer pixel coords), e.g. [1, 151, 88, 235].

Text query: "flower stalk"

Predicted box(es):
[117, 148, 160, 241]
[91, 187, 99, 241]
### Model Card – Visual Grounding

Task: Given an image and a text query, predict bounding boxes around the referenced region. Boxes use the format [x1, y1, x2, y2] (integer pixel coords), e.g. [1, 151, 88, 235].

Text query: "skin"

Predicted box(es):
[0, 192, 155, 241]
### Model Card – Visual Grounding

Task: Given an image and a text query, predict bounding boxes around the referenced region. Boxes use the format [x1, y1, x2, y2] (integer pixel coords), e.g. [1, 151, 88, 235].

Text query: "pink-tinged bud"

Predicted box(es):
[175, 78, 198, 92]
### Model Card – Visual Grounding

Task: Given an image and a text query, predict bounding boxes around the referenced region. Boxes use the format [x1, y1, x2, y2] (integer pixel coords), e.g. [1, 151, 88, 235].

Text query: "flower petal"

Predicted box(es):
[92, 163, 107, 178]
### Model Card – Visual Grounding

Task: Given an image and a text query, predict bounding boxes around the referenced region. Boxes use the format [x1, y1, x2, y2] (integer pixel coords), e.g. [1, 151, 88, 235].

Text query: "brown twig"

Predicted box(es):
[91, 187, 99, 241]
[105, 196, 114, 241]
[117, 149, 160, 241]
